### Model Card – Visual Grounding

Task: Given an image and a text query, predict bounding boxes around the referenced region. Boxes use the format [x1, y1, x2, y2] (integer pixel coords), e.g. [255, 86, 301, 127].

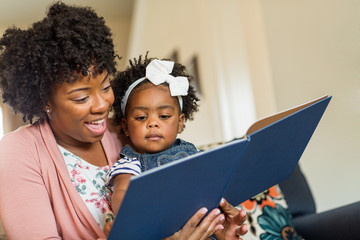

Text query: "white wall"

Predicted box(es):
[127, 0, 276, 145]
[128, 0, 360, 212]
[260, 0, 360, 212]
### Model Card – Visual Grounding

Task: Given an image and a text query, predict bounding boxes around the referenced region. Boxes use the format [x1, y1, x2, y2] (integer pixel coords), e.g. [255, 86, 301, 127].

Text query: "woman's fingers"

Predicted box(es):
[174, 207, 225, 240]
[191, 208, 224, 240]
[181, 207, 209, 236]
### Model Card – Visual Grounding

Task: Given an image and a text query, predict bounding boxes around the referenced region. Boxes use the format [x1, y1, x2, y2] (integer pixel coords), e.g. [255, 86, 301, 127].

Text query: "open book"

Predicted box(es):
[108, 95, 332, 240]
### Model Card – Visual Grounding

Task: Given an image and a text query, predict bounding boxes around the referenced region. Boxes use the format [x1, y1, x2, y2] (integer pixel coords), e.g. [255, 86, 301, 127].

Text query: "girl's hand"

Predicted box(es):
[215, 198, 248, 240]
[163, 207, 225, 240]
[103, 220, 114, 237]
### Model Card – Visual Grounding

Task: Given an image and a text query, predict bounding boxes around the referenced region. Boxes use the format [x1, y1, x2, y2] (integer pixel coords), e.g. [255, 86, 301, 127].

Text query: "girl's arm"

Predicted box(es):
[111, 174, 132, 215]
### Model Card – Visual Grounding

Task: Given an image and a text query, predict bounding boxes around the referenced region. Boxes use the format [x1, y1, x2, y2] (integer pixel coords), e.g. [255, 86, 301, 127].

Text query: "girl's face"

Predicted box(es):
[122, 83, 185, 154]
[47, 71, 114, 148]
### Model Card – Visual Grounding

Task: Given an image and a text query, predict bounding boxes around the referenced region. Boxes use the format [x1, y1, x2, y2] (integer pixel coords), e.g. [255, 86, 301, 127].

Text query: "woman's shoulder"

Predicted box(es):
[1, 122, 39, 144]
[0, 122, 45, 173]
[1, 119, 50, 143]
[0, 120, 53, 162]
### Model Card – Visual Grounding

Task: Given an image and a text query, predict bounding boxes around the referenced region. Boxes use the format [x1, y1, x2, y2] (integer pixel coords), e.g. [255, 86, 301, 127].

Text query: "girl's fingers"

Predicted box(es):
[220, 198, 247, 224]
[236, 224, 248, 237]
[103, 220, 114, 237]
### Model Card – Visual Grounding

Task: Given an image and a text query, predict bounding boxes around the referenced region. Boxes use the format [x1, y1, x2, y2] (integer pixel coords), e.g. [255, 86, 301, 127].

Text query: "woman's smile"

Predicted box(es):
[85, 118, 107, 135]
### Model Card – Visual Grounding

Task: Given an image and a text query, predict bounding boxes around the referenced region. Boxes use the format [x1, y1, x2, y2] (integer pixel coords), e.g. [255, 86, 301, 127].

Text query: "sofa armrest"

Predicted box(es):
[279, 165, 316, 218]
[293, 201, 360, 240]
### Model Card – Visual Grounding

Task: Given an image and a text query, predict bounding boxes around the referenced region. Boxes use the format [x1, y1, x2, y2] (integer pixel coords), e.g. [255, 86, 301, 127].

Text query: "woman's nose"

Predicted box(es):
[91, 93, 109, 113]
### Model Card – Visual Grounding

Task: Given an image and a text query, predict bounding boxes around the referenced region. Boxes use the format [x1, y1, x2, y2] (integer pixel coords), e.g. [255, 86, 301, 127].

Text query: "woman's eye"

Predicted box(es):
[102, 85, 111, 92]
[73, 97, 88, 103]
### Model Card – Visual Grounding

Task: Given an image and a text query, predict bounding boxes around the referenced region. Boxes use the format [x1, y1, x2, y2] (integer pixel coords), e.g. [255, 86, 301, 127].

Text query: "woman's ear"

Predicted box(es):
[178, 113, 185, 133]
[45, 103, 52, 118]
[122, 118, 129, 136]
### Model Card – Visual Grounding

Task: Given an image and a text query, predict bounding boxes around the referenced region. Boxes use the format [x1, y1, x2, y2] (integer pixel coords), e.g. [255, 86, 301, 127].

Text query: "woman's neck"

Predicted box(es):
[58, 141, 108, 167]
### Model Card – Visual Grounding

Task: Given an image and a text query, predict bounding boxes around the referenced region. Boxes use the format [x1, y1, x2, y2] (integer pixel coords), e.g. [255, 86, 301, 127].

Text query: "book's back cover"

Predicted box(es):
[108, 138, 249, 240]
[224, 96, 331, 205]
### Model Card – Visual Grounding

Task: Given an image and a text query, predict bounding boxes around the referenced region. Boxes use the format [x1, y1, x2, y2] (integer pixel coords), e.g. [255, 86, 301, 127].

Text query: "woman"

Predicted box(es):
[0, 2, 247, 239]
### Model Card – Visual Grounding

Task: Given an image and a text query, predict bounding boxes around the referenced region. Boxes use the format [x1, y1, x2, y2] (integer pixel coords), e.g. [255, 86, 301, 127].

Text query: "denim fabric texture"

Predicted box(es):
[120, 138, 198, 172]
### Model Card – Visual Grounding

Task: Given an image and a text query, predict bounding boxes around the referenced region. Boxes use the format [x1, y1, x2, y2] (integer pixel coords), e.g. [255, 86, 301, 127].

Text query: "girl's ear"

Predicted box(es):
[122, 118, 129, 136]
[178, 113, 185, 133]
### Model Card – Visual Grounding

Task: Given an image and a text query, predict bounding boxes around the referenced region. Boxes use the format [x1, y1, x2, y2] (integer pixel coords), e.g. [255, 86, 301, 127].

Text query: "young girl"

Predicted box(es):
[106, 54, 201, 214]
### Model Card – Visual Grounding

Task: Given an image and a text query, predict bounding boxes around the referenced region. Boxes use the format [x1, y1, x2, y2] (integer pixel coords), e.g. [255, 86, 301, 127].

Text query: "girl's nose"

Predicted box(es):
[147, 119, 159, 128]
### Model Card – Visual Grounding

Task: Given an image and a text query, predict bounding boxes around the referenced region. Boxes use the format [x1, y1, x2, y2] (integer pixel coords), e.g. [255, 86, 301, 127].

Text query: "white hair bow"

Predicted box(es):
[121, 59, 189, 115]
[145, 59, 189, 96]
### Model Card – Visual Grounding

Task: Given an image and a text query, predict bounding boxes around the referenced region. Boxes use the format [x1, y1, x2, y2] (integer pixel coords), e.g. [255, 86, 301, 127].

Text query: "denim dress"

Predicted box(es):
[120, 138, 198, 172]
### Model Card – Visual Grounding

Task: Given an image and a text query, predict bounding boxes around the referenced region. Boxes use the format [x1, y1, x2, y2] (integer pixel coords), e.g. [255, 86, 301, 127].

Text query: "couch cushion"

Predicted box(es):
[236, 185, 303, 240]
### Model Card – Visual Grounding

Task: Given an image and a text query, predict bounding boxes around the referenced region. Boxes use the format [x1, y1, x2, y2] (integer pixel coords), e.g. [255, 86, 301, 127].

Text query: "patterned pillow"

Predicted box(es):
[198, 142, 304, 240]
[236, 185, 303, 240]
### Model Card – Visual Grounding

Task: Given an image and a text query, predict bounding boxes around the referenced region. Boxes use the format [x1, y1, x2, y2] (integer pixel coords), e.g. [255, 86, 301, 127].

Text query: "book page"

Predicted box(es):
[246, 95, 329, 136]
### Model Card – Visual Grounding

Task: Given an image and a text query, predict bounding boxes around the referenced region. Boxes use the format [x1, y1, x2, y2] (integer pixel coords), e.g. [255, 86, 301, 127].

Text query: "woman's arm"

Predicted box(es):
[0, 133, 61, 239]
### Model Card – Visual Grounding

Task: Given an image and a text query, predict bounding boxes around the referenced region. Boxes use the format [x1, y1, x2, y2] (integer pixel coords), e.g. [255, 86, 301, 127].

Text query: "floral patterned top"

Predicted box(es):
[58, 145, 115, 230]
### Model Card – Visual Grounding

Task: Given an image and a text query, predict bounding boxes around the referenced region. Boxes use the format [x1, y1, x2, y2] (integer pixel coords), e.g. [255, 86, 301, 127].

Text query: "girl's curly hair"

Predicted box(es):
[0, 2, 118, 123]
[111, 53, 200, 130]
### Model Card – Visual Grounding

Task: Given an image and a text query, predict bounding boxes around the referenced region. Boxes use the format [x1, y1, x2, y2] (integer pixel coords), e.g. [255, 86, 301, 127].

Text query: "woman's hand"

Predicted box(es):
[163, 207, 225, 240]
[215, 198, 248, 240]
[104, 199, 247, 240]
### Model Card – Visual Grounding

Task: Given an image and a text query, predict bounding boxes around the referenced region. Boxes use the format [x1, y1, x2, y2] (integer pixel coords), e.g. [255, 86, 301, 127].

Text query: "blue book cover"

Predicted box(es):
[108, 95, 331, 240]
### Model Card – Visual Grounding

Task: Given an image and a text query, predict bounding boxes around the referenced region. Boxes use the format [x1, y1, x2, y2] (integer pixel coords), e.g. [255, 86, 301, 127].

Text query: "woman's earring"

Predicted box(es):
[45, 107, 51, 114]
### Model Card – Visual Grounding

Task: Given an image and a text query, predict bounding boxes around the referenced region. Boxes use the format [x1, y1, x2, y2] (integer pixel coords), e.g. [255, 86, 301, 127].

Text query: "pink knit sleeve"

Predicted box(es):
[0, 132, 62, 239]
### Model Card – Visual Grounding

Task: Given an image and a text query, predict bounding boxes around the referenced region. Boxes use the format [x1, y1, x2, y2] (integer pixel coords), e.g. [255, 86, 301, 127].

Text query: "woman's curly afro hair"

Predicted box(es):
[0, 1, 118, 123]
[111, 53, 200, 128]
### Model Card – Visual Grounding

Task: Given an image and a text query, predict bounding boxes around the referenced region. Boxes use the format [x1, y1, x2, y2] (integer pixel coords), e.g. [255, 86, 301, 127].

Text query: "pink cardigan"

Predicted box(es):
[0, 120, 123, 239]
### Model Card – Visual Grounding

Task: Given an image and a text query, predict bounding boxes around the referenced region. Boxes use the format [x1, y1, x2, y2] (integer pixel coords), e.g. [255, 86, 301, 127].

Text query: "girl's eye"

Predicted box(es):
[160, 115, 171, 120]
[135, 116, 147, 121]
[73, 97, 88, 103]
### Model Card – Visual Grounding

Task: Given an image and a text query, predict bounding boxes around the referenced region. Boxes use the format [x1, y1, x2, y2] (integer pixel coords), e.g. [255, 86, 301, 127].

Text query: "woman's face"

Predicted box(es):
[47, 71, 114, 148]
